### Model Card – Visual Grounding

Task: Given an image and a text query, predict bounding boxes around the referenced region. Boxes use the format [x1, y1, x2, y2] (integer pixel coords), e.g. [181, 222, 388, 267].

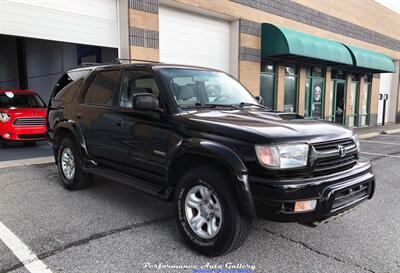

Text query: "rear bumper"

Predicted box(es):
[0, 125, 47, 141]
[249, 158, 375, 223]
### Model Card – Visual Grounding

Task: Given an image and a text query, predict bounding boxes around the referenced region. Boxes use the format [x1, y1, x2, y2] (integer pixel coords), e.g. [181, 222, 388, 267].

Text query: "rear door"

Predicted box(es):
[107, 68, 171, 183]
[75, 69, 121, 161]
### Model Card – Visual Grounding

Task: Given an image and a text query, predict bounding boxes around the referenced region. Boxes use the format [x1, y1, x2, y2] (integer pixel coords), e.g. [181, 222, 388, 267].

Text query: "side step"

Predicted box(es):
[85, 166, 171, 201]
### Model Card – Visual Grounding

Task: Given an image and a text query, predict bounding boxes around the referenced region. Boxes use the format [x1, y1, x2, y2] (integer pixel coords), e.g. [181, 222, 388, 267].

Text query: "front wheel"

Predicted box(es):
[175, 166, 251, 256]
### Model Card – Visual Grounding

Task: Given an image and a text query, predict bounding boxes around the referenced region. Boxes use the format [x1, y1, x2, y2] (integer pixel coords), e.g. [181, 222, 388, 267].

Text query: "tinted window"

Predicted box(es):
[53, 70, 90, 102]
[84, 70, 120, 106]
[119, 70, 160, 108]
[0, 94, 46, 108]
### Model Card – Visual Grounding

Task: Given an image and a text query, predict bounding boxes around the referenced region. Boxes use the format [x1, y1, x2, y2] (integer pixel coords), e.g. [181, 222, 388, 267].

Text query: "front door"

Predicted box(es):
[331, 80, 346, 125]
[107, 69, 170, 184]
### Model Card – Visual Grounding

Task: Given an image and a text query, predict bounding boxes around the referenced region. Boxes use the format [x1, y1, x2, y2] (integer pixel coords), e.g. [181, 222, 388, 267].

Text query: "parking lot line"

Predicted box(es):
[0, 222, 53, 273]
[360, 151, 400, 158]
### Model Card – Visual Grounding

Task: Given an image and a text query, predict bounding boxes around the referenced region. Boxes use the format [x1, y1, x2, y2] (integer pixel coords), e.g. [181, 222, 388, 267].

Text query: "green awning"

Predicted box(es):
[344, 44, 396, 73]
[261, 23, 353, 65]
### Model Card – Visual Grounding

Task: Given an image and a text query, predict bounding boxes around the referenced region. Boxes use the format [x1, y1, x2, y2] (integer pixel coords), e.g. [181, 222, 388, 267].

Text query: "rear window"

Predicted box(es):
[0, 94, 46, 108]
[53, 70, 91, 103]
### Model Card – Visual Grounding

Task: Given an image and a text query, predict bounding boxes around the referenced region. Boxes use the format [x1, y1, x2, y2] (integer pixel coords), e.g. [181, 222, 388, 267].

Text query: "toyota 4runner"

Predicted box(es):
[47, 62, 375, 256]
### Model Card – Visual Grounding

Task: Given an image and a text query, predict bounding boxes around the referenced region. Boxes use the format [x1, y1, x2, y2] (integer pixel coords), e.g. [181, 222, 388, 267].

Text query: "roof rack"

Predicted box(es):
[114, 58, 162, 64]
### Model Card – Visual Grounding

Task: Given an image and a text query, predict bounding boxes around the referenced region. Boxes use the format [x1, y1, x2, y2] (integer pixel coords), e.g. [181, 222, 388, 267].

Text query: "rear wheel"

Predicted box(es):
[57, 137, 92, 190]
[175, 166, 251, 256]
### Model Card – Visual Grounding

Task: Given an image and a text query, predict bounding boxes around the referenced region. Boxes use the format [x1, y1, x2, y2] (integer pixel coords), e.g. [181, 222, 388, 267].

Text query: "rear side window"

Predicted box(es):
[53, 70, 90, 103]
[84, 70, 120, 107]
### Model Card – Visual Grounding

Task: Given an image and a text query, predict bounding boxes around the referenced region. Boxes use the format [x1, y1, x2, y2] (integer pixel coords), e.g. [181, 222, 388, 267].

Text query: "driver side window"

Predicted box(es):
[119, 70, 160, 108]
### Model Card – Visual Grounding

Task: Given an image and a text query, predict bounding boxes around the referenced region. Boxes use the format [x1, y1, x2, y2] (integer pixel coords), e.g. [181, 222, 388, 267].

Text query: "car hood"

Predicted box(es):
[0, 107, 47, 117]
[178, 108, 354, 144]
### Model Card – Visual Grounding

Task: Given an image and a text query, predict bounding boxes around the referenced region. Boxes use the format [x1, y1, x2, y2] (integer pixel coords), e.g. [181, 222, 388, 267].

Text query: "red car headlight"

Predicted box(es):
[0, 113, 10, 123]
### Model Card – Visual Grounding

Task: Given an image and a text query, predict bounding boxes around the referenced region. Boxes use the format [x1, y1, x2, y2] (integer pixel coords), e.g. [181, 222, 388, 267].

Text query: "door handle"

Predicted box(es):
[75, 112, 82, 119]
[116, 120, 124, 126]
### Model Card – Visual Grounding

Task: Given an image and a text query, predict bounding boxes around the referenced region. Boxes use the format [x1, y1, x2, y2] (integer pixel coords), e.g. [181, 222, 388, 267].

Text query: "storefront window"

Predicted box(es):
[360, 74, 372, 126]
[284, 64, 298, 112]
[260, 60, 276, 109]
[349, 73, 360, 127]
[304, 66, 324, 119]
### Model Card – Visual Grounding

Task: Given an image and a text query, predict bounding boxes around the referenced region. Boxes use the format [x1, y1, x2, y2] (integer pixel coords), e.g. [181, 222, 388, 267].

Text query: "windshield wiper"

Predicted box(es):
[203, 103, 240, 109]
[238, 102, 271, 110]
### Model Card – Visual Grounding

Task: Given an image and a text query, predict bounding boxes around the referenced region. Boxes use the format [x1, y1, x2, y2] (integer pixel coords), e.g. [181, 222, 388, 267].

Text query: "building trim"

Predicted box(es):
[129, 27, 159, 49]
[240, 47, 261, 63]
[129, 0, 159, 14]
[234, 0, 400, 52]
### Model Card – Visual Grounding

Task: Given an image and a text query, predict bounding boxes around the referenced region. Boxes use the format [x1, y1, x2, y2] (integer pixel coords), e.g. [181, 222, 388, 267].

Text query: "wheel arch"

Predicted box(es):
[168, 139, 256, 218]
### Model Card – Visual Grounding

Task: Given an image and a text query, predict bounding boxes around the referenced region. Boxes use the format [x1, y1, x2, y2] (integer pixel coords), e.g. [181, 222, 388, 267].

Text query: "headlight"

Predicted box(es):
[255, 144, 309, 169]
[0, 113, 10, 123]
[352, 134, 360, 152]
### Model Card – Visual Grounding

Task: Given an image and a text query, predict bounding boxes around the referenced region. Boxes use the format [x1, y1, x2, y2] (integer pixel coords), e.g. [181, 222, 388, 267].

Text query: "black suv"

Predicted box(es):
[47, 63, 375, 256]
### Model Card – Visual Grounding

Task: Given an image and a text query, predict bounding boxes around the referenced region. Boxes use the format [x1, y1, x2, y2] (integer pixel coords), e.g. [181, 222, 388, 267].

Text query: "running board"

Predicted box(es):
[85, 166, 171, 201]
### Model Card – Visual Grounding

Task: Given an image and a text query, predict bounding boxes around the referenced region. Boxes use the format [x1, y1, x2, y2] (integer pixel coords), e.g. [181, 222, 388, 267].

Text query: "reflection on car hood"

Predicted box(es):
[179, 108, 354, 144]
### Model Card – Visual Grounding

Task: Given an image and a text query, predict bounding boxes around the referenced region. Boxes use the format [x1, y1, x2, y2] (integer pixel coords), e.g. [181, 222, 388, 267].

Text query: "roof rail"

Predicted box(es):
[114, 58, 162, 64]
[78, 61, 118, 68]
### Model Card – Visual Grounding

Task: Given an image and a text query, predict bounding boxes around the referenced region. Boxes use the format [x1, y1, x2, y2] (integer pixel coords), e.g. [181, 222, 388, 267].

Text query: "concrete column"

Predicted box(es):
[276, 64, 285, 111]
[324, 67, 332, 120]
[345, 73, 352, 126]
[128, 1, 160, 61]
[297, 66, 307, 116]
[369, 74, 380, 126]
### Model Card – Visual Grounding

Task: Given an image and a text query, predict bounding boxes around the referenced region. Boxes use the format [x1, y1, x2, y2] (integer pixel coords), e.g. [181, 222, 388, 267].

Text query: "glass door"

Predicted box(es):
[330, 80, 346, 125]
[348, 74, 360, 127]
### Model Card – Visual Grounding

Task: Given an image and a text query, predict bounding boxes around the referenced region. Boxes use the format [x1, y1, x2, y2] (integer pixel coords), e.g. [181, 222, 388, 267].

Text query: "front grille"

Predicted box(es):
[312, 138, 357, 176]
[18, 134, 46, 140]
[332, 182, 369, 210]
[13, 117, 46, 126]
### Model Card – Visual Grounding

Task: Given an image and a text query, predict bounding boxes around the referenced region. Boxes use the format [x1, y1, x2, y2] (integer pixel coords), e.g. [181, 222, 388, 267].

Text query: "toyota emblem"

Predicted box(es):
[337, 145, 346, 157]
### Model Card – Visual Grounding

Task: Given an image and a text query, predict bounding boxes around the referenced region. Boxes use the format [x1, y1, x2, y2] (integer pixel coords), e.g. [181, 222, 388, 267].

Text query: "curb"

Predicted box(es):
[382, 128, 400, 135]
[0, 156, 54, 169]
[357, 132, 381, 139]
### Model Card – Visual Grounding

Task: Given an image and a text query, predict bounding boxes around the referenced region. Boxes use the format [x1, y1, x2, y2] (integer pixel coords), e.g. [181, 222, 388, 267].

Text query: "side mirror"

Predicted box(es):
[132, 93, 160, 112]
[255, 96, 264, 105]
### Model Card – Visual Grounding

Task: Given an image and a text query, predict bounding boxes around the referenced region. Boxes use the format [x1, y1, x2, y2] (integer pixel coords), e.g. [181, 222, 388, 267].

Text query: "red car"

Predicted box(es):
[0, 90, 47, 147]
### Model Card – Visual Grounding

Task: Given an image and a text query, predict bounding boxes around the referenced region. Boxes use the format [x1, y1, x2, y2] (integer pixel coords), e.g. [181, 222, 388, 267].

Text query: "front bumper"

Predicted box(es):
[250, 158, 375, 223]
[0, 125, 47, 141]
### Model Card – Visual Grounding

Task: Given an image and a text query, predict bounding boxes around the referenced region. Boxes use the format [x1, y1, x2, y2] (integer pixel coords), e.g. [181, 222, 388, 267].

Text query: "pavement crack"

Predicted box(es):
[256, 227, 377, 273]
[1, 215, 173, 273]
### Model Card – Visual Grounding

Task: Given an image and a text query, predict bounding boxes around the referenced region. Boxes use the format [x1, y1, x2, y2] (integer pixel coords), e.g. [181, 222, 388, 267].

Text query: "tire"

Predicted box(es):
[175, 165, 251, 256]
[57, 137, 92, 190]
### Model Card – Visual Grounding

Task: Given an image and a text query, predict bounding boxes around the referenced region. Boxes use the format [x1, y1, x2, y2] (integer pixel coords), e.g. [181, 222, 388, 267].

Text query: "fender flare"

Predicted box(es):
[53, 121, 91, 163]
[168, 138, 256, 218]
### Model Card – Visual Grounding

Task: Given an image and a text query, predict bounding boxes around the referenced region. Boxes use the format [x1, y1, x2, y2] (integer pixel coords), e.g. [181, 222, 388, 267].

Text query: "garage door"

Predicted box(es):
[159, 6, 230, 72]
[0, 0, 118, 47]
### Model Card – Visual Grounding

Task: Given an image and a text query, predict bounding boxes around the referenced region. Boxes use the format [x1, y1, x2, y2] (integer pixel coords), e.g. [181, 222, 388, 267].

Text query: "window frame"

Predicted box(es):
[260, 60, 277, 110]
[283, 63, 299, 113]
[304, 66, 325, 120]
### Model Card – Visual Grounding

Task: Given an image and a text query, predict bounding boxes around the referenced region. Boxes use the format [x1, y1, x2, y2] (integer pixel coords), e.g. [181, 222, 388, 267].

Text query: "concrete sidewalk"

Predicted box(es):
[353, 123, 400, 139]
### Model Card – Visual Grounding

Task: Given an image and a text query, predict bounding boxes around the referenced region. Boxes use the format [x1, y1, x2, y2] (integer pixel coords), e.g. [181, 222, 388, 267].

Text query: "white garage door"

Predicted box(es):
[159, 6, 230, 72]
[0, 0, 118, 47]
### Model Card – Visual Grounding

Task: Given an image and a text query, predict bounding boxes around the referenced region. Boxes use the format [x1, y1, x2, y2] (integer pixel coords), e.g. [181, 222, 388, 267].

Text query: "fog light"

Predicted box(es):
[294, 200, 317, 212]
[3, 133, 10, 139]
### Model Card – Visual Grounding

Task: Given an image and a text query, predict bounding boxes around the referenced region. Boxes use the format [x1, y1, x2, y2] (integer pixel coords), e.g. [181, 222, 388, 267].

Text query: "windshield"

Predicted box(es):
[160, 68, 258, 107]
[0, 94, 46, 108]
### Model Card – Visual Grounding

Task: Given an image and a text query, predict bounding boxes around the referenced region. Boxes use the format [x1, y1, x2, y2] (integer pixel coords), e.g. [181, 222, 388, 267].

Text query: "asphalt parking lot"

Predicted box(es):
[0, 134, 400, 273]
